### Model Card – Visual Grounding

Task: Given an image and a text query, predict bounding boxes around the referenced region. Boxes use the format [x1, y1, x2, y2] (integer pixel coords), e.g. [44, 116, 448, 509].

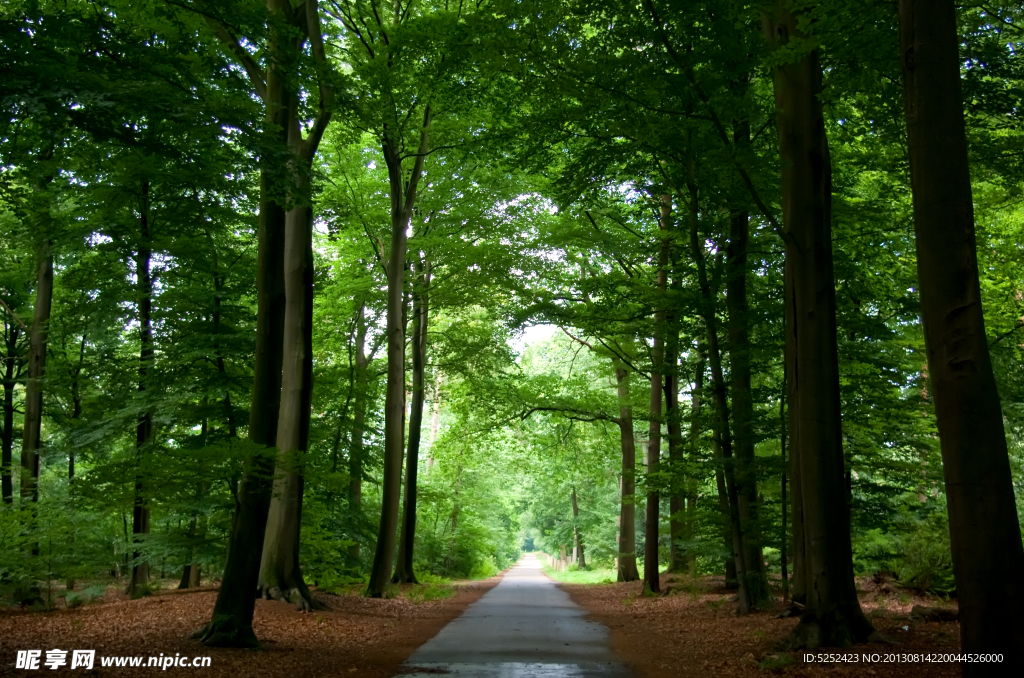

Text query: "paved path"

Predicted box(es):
[396, 554, 632, 678]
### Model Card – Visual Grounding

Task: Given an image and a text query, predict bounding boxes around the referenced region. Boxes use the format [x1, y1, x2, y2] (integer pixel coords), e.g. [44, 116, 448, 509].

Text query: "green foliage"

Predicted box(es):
[852, 500, 957, 595]
[543, 566, 616, 585]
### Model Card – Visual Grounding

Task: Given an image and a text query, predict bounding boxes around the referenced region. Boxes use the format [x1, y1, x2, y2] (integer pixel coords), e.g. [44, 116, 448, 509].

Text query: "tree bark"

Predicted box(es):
[683, 347, 704, 576]
[685, 152, 749, 612]
[127, 182, 153, 598]
[766, 1, 874, 647]
[615, 364, 640, 582]
[195, 0, 333, 640]
[3, 322, 20, 504]
[196, 20, 290, 636]
[67, 336, 84, 591]
[899, 0, 1024, 666]
[368, 110, 431, 598]
[394, 260, 430, 583]
[252, 0, 333, 612]
[258, 164, 325, 610]
[727, 203, 769, 607]
[197, 174, 285, 645]
[349, 308, 369, 563]
[571, 486, 586, 569]
[643, 194, 670, 594]
[18, 235, 51, 586]
[780, 359, 790, 602]
[664, 313, 684, 573]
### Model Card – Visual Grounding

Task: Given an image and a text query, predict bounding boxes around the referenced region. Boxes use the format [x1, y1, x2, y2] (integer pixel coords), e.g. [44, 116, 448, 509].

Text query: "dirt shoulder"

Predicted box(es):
[0, 576, 502, 677]
[560, 573, 962, 677]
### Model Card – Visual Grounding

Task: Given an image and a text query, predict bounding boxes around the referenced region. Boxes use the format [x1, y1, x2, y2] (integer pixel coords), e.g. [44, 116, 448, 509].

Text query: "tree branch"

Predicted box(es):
[0, 298, 28, 332]
[300, 0, 335, 160]
[201, 16, 268, 100]
[520, 405, 620, 426]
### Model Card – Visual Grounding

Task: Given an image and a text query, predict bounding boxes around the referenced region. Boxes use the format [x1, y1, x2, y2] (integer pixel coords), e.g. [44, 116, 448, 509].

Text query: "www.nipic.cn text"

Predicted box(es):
[15, 649, 212, 670]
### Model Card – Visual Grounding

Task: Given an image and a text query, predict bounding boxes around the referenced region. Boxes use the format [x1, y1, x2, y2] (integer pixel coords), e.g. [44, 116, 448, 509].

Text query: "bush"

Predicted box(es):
[468, 556, 499, 580]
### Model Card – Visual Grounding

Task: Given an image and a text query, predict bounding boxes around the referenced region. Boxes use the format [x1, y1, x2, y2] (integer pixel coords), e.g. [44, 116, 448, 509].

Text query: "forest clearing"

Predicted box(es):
[1, 0, 1023, 676]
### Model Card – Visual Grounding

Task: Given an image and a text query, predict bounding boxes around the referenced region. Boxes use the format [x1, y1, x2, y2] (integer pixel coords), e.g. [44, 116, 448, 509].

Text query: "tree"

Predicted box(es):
[899, 0, 1024, 666]
[765, 0, 875, 647]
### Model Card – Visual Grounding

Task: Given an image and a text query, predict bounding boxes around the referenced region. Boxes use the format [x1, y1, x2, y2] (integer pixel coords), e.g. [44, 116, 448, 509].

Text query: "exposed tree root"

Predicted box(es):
[190, 616, 260, 648]
[392, 573, 419, 585]
[775, 605, 877, 651]
[258, 582, 329, 612]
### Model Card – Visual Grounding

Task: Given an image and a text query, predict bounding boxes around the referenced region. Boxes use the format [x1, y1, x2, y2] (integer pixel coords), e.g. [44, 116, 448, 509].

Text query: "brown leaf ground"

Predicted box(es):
[1, 576, 501, 677]
[561, 573, 963, 677]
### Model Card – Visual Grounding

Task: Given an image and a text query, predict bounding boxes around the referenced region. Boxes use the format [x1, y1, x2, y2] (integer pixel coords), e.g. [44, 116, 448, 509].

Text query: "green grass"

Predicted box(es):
[541, 566, 617, 584]
[404, 580, 456, 603]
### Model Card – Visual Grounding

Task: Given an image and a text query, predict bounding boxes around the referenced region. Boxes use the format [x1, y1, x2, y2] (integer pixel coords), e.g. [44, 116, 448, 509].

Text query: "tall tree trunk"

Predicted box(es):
[256, 0, 334, 610]
[197, 176, 285, 645]
[780, 360, 789, 602]
[727, 203, 769, 607]
[367, 110, 431, 598]
[643, 194, 671, 594]
[195, 0, 332, 645]
[367, 137, 411, 597]
[2, 323, 20, 504]
[19, 235, 51, 589]
[571, 486, 586, 569]
[710, 397, 738, 589]
[900, 0, 1024, 666]
[685, 152, 749, 612]
[766, 1, 874, 647]
[664, 311, 684, 573]
[615, 364, 640, 582]
[196, 98, 288, 649]
[349, 310, 369, 563]
[786, 262, 806, 605]
[258, 166, 325, 611]
[66, 334, 84, 591]
[127, 182, 153, 598]
[683, 347, 705, 576]
[394, 260, 430, 583]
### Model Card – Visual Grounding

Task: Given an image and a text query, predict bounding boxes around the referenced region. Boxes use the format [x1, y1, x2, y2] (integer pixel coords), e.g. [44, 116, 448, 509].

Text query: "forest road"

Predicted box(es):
[395, 553, 632, 678]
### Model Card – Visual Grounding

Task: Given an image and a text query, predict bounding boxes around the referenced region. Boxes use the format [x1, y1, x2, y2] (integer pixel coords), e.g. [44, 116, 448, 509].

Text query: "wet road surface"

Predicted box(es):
[395, 554, 632, 678]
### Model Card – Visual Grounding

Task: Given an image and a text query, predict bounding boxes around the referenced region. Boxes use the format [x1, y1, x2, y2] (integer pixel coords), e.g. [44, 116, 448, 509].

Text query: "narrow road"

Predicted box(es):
[397, 553, 632, 678]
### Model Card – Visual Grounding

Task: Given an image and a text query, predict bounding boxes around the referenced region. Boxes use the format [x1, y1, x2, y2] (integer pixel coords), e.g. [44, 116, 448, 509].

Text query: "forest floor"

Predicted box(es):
[562, 573, 962, 677]
[0, 575, 502, 677]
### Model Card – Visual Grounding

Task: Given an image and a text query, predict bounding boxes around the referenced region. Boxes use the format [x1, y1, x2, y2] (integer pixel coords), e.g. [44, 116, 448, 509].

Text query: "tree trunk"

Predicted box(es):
[67, 337, 84, 591]
[766, 1, 874, 647]
[664, 285, 684, 573]
[367, 138, 411, 598]
[615, 364, 640, 582]
[685, 152, 749, 612]
[258, 170, 325, 611]
[780, 359, 790, 602]
[349, 309, 369, 563]
[727, 203, 769, 607]
[194, 0, 335, 645]
[18, 235, 51, 591]
[643, 194, 670, 595]
[196, 93, 288, 646]
[127, 183, 153, 599]
[394, 260, 430, 584]
[571, 487, 586, 569]
[683, 347, 704, 576]
[367, 111, 430, 598]
[712, 403, 737, 590]
[899, 0, 1024, 666]
[2, 323, 20, 504]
